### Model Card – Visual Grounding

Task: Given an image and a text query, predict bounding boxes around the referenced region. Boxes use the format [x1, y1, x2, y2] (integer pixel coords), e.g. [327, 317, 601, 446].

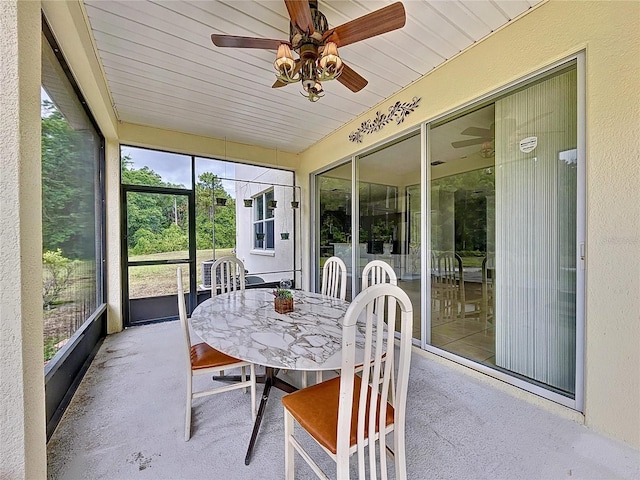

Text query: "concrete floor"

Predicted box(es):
[47, 321, 639, 479]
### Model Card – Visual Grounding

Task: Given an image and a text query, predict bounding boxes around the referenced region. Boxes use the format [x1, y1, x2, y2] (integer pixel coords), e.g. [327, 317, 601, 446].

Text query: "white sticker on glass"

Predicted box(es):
[519, 136, 538, 153]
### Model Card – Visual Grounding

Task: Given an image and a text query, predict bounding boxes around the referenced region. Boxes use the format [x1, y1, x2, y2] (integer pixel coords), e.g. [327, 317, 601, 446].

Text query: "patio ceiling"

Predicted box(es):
[82, 0, 542, 153]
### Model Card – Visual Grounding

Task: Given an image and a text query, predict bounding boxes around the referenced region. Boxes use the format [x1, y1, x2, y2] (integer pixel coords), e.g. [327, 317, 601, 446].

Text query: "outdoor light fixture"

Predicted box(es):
[274, 42, 342, 102]
[211, 1, 407, 102]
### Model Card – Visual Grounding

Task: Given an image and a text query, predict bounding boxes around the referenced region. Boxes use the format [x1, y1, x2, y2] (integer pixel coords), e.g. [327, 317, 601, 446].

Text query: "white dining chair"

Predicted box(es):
[435, 251, 465, 321]
[282, 283, 414, 480]
[361, 259, 397, 289]
[321, 256, 347, 300]
[361, 260, 397, 405]
[303, 256, 348, 387]
[177, 267, 256, 441]
[211, 256, 245, 296]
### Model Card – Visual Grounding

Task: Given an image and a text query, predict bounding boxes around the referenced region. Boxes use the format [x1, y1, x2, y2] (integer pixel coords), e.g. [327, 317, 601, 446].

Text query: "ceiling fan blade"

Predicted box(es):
[284, 0, 314, 34]
[460, 126, 492, 137]
[211, 34, 287, 50]
[337, 64, 368, 92]
[323, 2, 406, 48]
[451, 138, 486, 148]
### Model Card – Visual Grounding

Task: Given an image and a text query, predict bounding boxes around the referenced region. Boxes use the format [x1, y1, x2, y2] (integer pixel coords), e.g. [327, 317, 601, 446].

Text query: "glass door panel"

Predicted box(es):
[317, 163, 352, 299]
[493, 69, 577, 395]
[124, 189, 193, 325]
[428, 66, 578, 397]
[357, 133, 422, 340]
[429, 104, 496, 364]
[126, 192, 189, 262]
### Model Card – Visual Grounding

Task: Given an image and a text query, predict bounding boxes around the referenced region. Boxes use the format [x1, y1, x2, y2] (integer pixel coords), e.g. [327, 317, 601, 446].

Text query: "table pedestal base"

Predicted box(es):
[213, 367, 297, 465]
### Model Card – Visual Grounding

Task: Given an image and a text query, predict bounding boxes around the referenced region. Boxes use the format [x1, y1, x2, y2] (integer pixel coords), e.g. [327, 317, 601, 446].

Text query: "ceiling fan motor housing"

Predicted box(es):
[290, 1, 328, 51]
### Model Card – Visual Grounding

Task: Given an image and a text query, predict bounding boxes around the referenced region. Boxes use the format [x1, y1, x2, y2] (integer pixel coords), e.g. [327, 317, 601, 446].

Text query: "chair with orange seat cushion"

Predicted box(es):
[282, 283, 413, 479]
[177, 267, 256, 441]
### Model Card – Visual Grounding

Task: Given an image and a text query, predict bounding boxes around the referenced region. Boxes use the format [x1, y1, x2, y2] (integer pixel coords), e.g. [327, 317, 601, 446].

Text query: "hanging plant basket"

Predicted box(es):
[256, 233, 265, 241]
[280, 232, 290, 240]
[215, 197, 228, 206]
[290, 201, 299, 209]
[267, 200, 278, 209]
[243, 199, 253, 207]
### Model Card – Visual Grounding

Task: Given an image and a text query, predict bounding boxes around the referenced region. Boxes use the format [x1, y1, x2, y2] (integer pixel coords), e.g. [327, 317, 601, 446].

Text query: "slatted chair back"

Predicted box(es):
[437, 251, 465, 320]
[361, 259, 397, 289]
[211, 256, 245, 296]
[321, 256, 347, 300]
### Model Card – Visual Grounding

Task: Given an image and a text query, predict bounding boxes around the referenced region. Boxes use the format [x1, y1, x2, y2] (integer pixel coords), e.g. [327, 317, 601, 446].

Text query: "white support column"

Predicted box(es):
[0, 1, 47, 478]
[105, 138, 123, 333]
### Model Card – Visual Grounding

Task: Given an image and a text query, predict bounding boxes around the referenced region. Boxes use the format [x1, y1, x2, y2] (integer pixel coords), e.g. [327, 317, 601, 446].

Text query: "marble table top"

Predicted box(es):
[190, 288, 354, 371]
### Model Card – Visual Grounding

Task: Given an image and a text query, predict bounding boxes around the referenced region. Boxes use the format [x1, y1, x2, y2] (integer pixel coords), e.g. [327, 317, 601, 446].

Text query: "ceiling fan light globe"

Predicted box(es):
[274, 44, 295, 75]
[318, 54, 341, 71]
[276, 43, 294, 61]
[274, 57, 295, 75]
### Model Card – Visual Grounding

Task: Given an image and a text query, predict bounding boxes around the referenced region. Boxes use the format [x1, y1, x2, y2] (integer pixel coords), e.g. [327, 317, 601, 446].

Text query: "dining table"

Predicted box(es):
[190, 288, 353, 465]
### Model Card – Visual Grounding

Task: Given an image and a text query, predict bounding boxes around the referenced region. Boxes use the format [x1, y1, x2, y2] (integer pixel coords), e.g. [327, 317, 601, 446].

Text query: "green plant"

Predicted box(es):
[44, 335, 65, 362]
[43, 249, 77, 309]
[272, 288, 293, 299]
[372, 219, 394, 241]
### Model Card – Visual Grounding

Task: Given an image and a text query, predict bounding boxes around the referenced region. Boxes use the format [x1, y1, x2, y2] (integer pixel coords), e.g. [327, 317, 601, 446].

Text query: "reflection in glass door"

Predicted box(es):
[317, 163, 353, 299]
[357, 134, 422, 341]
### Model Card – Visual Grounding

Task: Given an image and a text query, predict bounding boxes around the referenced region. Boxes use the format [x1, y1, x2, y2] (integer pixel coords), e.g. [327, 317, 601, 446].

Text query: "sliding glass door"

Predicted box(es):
[313, 60, 581, 402]
[357, 134, 422, 341]
[428, 65, 579, 397]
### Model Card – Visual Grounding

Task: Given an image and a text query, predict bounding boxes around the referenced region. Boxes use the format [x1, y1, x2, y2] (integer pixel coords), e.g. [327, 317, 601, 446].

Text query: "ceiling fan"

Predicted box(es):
[451, 123, 495, 157]
[210, 0, 406, 102]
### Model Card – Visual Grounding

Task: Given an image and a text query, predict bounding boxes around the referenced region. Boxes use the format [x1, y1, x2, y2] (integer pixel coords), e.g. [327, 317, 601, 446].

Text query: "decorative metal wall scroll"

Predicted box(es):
[348, 96, 421, 143]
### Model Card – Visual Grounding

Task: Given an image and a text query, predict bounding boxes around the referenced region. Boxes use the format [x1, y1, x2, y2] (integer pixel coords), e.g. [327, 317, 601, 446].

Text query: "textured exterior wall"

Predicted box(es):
[298, 0, 640, 447]
[105, 138, 122, 333]
[0, 1, 47, 478]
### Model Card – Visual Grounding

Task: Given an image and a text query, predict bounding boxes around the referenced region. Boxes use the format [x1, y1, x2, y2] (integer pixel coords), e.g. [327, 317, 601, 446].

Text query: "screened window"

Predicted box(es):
[41, 33, 104, 363]
[253, 190, 275, 250]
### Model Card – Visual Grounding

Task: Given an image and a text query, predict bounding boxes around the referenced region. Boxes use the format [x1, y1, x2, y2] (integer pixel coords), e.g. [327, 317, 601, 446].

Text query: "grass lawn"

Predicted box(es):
[128, 249, 234, 298]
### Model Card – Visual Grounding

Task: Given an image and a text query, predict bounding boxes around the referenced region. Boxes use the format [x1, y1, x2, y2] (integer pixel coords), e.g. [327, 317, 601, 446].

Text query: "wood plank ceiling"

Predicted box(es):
[82, 0, 543, 153]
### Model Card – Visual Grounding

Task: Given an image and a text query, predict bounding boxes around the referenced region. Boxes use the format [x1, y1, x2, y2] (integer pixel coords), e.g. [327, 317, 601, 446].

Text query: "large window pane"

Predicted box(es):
[195, 158, 296, 288]
[121, 146, 192, 188]
[41, 38, 103, 362]
[494, 69, 577, 395]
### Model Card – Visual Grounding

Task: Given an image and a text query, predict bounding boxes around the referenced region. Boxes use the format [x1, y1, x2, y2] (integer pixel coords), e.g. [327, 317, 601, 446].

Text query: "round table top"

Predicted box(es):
[190, 288, 351, 371]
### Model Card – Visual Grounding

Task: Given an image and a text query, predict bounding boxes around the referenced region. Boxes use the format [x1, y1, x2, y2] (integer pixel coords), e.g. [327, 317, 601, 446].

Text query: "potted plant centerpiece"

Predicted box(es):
[273, 288, 294, 314]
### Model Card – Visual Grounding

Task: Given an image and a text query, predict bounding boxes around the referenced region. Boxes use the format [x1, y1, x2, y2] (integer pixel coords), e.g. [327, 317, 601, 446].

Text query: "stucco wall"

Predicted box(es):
[0, 1, 47, 478]
[297, 0, 640, 447]
[234, 165, 297, 284]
